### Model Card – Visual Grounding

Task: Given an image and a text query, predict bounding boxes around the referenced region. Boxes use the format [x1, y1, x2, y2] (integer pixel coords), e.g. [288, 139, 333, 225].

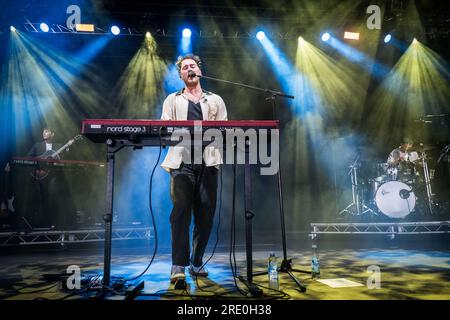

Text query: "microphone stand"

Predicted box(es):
[196, 74, 294, 99]
[197, 74, 307, 293]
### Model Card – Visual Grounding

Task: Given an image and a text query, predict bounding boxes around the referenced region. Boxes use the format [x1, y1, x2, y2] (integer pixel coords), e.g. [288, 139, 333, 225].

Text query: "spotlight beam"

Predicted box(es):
[326, 37, 390, 79]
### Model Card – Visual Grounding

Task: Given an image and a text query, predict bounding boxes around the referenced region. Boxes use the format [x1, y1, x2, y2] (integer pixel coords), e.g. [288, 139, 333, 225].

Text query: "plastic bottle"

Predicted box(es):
[311, 244, 320, 280]
[268, 252, 279, 289]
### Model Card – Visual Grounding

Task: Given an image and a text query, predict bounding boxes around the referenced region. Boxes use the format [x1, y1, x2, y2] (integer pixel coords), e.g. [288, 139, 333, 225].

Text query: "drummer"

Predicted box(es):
[386, 137, 420, 180]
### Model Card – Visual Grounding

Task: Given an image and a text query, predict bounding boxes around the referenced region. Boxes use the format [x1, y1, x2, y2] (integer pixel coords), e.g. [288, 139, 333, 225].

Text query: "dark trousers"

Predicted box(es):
[31, 174, 57, 228]
[170, 163, 218, 267]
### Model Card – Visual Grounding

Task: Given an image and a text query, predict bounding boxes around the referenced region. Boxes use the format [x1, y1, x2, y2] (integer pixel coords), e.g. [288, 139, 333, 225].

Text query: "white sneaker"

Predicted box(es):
[170, 265, 185, 283]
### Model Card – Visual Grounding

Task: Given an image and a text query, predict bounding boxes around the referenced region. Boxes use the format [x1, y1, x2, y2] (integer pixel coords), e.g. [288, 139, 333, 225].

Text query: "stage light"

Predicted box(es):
[110, 26, 120, 35]
[257, 33, 298, 110]
[256, 31, 265, 40]
[298, 36, 305, 44]
[145, 32, 151, 38]
[75, 24, 95, 32]
[325, 37, 390, 79]
[321, 32, 330, 42]
[367, 37, 449, 149]
[40, 23, 49, 33]
[383, 34, 392, 43]
[343, 31, 359, 40]
[182, 28, 191, 38]
[179, 28, 192, 54]
[10, 26, 16, 32]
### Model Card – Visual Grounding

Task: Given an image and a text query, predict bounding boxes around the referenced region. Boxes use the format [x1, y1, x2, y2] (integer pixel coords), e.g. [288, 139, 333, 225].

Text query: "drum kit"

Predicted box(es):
[339, 147, 438, 219]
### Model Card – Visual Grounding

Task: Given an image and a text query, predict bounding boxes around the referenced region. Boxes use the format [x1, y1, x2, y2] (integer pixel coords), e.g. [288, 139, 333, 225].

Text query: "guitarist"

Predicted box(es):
[25, 128, 71, 229]
[27, 128, 65, 159]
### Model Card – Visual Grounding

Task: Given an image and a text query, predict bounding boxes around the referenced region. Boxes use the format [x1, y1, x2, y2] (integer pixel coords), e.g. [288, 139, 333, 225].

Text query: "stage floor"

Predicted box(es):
[0, 242, 449, 300]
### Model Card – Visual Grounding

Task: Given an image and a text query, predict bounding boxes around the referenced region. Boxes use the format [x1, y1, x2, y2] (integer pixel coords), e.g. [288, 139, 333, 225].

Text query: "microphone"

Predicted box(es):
[188, 70, 198, 78]
[414, 119, 432, 123]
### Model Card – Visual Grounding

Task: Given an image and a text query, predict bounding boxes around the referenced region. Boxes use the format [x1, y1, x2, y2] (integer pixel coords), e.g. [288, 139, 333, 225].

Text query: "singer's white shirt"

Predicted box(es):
[160, 89, 228, 172]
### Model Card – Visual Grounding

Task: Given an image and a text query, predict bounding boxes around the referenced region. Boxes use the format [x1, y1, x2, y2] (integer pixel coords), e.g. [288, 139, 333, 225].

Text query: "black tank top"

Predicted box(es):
[187, 100, 203, 120]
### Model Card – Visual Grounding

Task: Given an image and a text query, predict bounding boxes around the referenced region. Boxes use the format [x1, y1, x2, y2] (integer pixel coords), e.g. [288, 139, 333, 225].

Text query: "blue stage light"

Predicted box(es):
[40, 23, 49, 33]
[110, 26, 120, 35]
[256, 31, 265, 40]
[182, 28, 192, 38]
[321, 32, 330, 42]
[384, 34, 392, 43]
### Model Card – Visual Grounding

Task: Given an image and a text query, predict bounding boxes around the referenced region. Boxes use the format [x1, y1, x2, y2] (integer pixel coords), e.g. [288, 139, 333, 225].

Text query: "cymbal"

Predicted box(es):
[415, 143, 436, 151]
[419, 145, 436, 151]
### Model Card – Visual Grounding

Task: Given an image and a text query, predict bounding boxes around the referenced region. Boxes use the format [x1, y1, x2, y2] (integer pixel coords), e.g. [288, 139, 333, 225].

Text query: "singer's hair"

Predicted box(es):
[43, 128, 55, 138]
[175, 54, 202, 75]
[401, 136, 413, 145]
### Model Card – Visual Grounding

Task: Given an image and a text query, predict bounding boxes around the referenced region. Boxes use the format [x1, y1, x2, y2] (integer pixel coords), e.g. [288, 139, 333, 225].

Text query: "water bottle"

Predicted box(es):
[268, 252, 279, 289]
[311, 244, 320, 280]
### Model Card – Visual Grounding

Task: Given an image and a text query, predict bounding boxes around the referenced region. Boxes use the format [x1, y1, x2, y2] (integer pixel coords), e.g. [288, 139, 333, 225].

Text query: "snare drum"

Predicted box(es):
[375, 163, 389, 177]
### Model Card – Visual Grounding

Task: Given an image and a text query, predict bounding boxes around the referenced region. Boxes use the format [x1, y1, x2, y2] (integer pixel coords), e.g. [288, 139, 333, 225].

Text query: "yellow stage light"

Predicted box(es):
[75, 24, 95, 32]
[343, 31, 359, 40]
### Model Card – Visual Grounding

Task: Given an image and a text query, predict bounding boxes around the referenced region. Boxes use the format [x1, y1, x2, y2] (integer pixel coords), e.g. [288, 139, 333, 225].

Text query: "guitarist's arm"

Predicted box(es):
[53, 137, 78, 160]
[54, 142, 71, 159]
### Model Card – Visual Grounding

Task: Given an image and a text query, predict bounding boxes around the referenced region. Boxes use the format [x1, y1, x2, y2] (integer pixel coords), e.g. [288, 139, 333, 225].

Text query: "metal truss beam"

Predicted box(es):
[0, 227, 152, 246]
[22, 21, 296, 39]
[310, 221, 450, 239]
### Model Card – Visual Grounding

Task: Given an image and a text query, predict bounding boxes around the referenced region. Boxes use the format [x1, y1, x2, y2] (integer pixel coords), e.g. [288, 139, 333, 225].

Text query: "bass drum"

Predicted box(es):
[375, 181, 416, 218]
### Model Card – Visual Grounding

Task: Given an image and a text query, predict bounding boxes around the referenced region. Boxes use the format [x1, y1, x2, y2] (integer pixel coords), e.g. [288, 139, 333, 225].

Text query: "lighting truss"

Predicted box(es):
[310, 221, 450, 239]
[23, 21, 143, 36]
[0, 227, 152, 246]
[21, 21, 296, 39]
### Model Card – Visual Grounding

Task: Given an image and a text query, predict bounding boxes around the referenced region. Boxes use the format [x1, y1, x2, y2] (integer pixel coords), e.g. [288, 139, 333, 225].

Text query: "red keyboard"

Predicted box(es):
[11, 157, 105, 168]
[81, 119, 279, 143]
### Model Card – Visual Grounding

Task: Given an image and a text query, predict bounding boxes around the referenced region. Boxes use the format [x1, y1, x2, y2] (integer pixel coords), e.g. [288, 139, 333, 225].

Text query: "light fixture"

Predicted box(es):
[110, 26, 120, 35]
[40, 23, 49, 32]
[256, 31, 265, 40]
[321, 32, 330, 42]
[75, 24, 95, 32]
[182, 28, 192, 38]
[344, 31, 359, 40]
